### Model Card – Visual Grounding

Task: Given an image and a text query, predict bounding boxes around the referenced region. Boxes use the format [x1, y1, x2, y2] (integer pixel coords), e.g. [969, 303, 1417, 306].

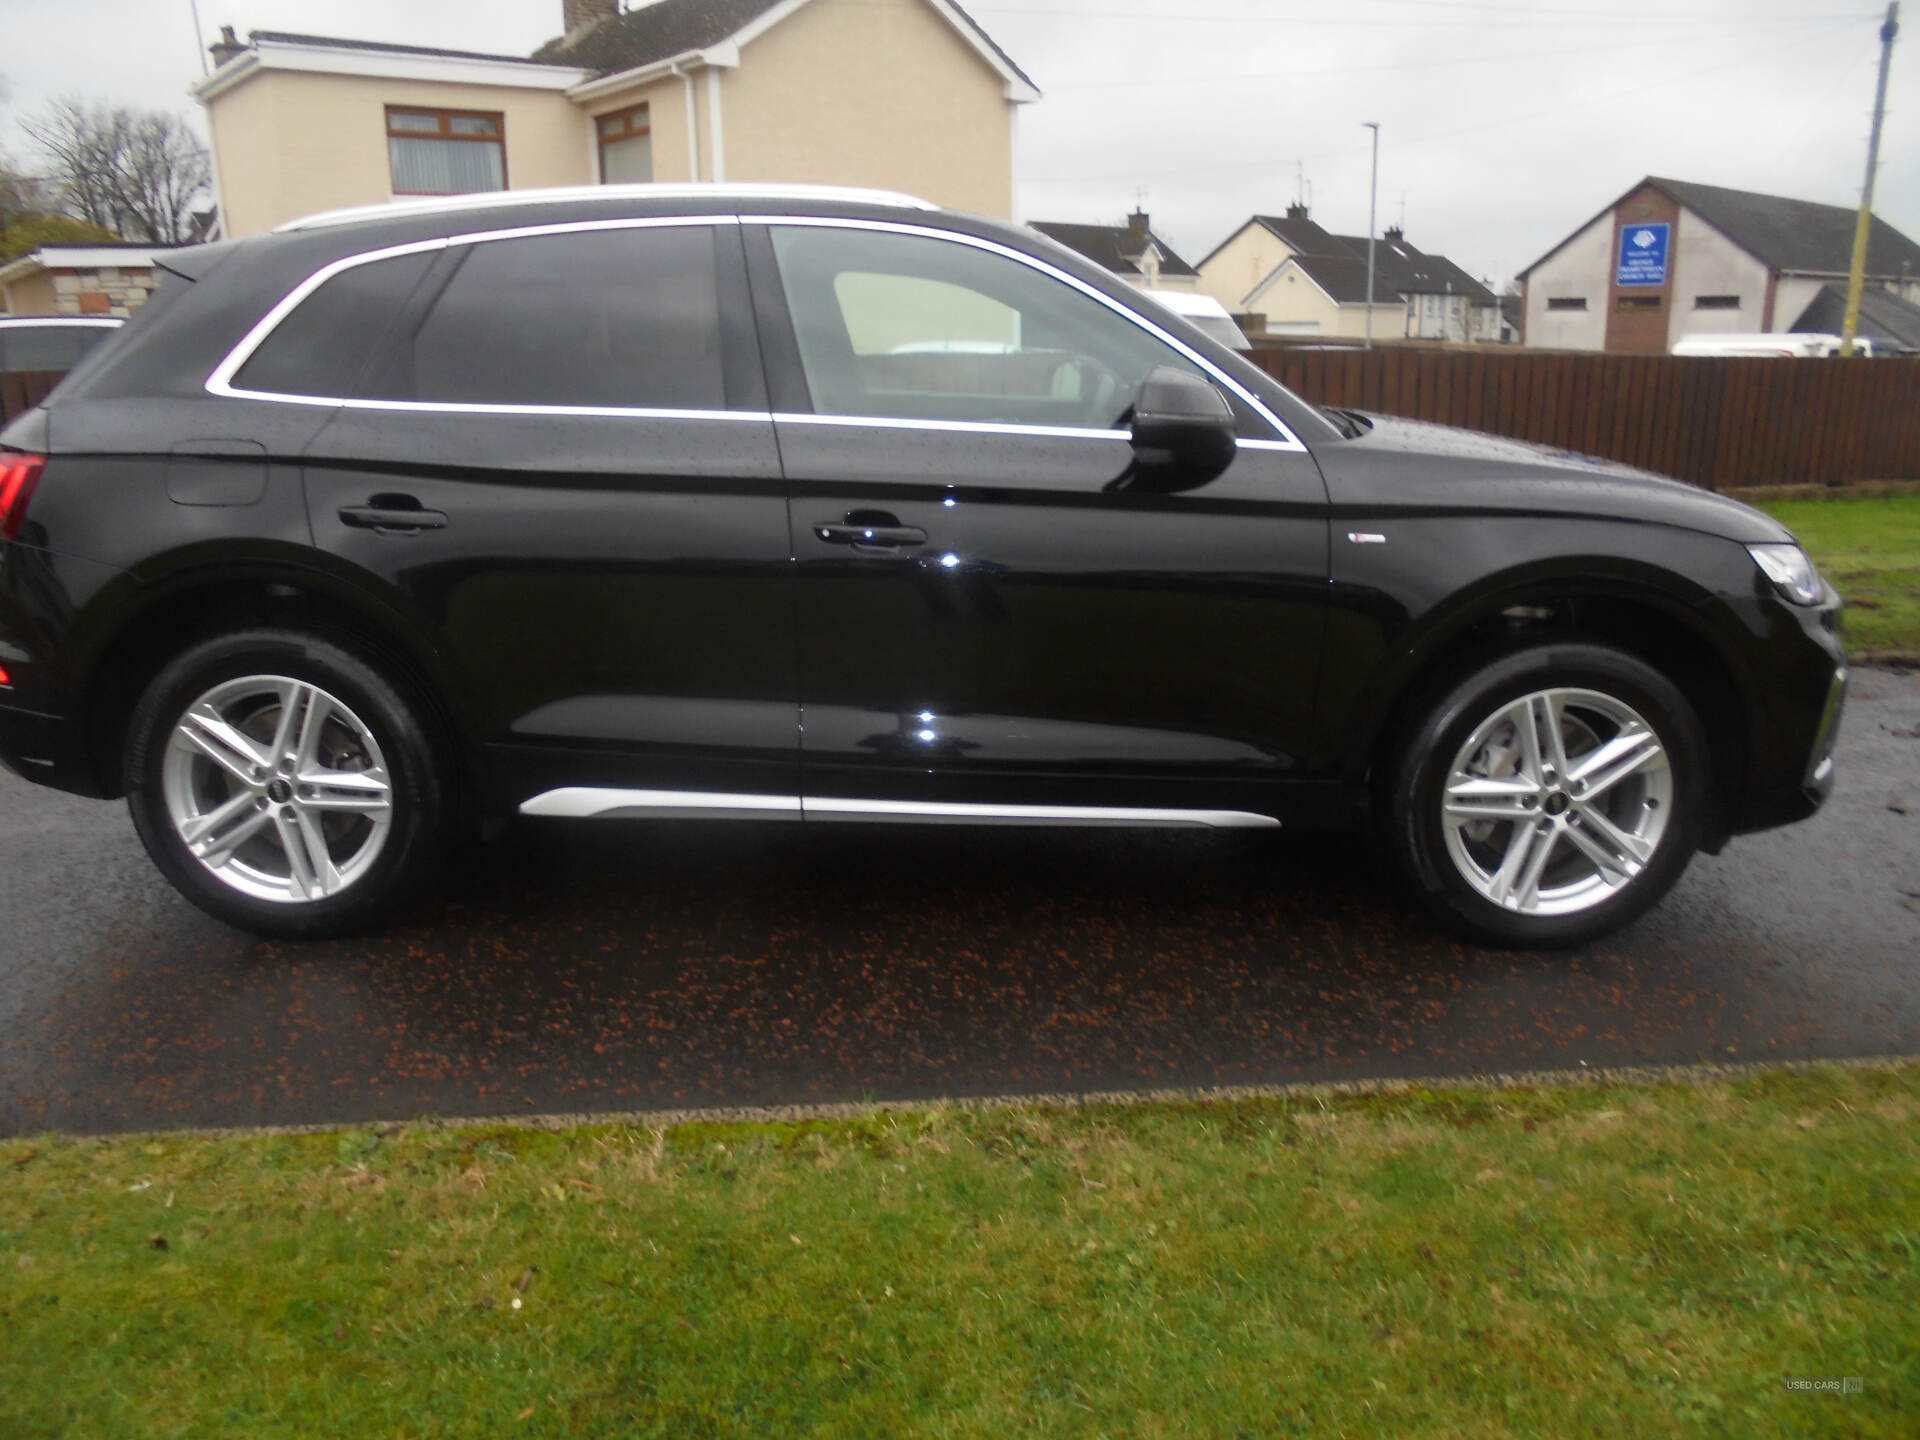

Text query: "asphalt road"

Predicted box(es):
[2, 670, 1916, 1138]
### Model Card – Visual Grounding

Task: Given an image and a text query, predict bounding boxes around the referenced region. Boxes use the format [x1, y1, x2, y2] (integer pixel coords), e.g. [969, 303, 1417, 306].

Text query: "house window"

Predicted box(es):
[386, 107, 506, 196]
[1694, 294, 1742, 310]
[597, 105, 652, 184]
[1545, 297, 1587, 312]
[1616, 295, 1662, 311]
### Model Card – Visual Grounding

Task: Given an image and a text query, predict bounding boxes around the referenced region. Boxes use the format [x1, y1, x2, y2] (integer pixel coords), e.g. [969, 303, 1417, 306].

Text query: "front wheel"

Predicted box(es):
[1384, 642, 1707, 948]
[125, 630, 451, 938]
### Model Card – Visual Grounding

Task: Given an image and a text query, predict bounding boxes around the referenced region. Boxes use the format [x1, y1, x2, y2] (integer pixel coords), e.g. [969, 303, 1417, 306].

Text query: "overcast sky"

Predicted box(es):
[0, 0, 1911, 287]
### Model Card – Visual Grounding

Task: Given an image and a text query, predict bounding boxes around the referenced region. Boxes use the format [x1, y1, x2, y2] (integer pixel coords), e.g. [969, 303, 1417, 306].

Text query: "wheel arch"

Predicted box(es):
[69, 554, 482, 801]
[1352, 570, 1755, 850]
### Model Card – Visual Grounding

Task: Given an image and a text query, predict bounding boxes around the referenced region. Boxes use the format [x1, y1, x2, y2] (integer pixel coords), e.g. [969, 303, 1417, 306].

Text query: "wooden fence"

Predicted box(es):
[1249, 347, 1920, 490]
[0, 371, 62, 427]
[11, 351, 1920, 490]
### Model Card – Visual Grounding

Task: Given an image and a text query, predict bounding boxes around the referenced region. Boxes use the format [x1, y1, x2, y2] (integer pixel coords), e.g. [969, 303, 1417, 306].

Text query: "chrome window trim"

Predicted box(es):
[203, 210, 1308, 456]
[204, 214, 742, 406]
[750, 214, 1306, 451]
[519, 787, 1281, 829]
[0, 316, 124, 329]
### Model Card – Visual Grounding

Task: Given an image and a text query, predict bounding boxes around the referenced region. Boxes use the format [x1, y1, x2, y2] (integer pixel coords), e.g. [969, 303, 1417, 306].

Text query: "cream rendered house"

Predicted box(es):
[1198, 205, 1498, 342]
[192, 0, 1039, 238]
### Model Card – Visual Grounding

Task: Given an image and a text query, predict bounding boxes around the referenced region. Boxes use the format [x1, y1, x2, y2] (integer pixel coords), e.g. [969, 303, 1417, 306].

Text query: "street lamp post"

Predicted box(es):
[1363, 122, 1380, 350]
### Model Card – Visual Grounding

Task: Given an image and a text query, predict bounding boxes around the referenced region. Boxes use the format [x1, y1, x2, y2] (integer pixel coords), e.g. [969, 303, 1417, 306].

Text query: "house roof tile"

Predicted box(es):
[1649, 176, 1920, 277]
[1027, 221, 1200, 278]
[1789, 281, 1920, 352]
[532, 0, 1037, 91]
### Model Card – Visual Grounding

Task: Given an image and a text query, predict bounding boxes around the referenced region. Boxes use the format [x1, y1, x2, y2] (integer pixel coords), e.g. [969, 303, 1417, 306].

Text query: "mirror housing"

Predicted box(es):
[1122, 366, 1238, 492]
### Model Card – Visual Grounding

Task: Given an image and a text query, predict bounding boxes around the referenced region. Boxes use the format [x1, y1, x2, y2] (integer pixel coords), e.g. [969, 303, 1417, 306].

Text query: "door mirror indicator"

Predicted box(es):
[1116, 366, 1238, 493]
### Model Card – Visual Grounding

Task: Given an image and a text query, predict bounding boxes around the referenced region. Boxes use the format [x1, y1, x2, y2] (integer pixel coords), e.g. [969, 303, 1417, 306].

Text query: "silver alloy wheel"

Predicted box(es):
[161, 674, 393, 905]
[1439, 686, 1673, 918]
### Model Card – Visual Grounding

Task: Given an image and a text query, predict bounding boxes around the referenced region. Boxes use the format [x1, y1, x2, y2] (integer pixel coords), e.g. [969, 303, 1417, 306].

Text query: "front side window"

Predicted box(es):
[597, 105, 652, 184]
[768, 225, 1221, 432]
[387, 107, 506, 196]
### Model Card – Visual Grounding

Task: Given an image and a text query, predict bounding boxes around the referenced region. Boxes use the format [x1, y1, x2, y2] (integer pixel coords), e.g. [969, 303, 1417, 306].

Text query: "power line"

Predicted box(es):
[1017, 25, 1866, 185]
[1040, 25, 1861, 91]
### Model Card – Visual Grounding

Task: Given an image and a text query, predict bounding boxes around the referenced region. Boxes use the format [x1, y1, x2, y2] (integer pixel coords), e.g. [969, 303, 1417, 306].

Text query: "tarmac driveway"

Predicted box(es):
[1, 669, 1915, 1137]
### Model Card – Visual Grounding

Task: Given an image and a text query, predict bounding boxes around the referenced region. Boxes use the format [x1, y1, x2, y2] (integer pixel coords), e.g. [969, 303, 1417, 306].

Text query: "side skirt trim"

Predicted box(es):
[517, 788, 1280, 829]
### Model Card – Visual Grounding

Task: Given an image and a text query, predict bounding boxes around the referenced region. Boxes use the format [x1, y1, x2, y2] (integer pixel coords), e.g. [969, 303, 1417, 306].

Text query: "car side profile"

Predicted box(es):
[0, 184, 1845, 946]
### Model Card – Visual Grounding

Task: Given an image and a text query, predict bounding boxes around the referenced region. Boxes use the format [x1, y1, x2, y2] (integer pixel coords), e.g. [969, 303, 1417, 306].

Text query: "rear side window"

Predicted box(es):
[232, 250, 436, 398]
[0, 325, 113, 373]
[366, 226, 726, 411]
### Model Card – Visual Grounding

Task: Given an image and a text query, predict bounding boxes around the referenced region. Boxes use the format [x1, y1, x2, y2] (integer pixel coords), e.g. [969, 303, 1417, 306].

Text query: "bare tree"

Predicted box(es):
[23, 98, 209, 245]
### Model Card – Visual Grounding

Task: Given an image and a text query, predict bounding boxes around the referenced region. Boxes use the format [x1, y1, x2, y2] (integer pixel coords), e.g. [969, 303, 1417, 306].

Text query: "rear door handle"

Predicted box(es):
[338, 497, 448, 533]
[813, 512, 926, 552]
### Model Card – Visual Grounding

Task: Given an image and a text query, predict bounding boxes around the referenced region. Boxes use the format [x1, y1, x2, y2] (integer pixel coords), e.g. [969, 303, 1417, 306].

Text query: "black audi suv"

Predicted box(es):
[0, 184, 1846, 945]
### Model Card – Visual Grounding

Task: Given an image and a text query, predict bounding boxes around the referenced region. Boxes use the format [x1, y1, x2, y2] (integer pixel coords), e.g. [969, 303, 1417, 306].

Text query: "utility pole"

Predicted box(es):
[1363, 121, 1380, 350]
[1841, 1, 1900, 356]
[188, 0, 209, 76]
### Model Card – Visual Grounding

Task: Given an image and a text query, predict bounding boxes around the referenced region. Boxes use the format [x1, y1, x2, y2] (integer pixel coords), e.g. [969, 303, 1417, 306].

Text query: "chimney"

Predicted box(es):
[1384, 225, 1405, 245]
[209, 24, 247, 69]
[1126, 209, 1150, 237]
[1285, 201, 1309, 220]
[563, 0, 618, 38]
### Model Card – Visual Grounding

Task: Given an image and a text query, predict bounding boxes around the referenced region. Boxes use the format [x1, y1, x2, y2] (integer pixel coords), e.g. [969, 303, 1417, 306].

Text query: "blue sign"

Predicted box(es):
[1617, 222, 1670, 287]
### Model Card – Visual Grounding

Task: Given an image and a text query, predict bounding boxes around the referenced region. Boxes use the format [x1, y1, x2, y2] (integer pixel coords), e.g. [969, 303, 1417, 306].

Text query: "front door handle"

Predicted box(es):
[813, 511, 927, 553]
[339, 496, 448, 533]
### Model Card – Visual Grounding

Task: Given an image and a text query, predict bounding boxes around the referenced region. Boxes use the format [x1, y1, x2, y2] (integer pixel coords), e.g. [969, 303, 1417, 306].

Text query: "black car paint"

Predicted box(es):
[0, 192, 1842, 848]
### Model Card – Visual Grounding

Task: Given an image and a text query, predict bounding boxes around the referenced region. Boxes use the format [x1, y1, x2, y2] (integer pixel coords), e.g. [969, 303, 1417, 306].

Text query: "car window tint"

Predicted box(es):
[232, 250, 436, 397]
[768, 225, 1210, 431]
[0, 326, 110, 373]
[370, 226, 726, 410]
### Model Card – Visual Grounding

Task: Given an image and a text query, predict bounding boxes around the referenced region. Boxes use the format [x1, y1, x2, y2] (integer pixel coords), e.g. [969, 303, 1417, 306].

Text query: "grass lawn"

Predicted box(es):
[1758, 494, 1920, 656]
[3, 1063, 1916, 1437]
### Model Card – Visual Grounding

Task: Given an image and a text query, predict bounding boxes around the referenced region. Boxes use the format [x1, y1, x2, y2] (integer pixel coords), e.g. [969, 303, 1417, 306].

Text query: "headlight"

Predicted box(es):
[1748, 543, 1824, 606]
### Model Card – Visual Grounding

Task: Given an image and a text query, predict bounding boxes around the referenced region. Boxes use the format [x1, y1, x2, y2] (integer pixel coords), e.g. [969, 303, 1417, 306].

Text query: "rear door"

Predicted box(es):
[227, 219, 797, 811]
[746, 219, 1329, 820]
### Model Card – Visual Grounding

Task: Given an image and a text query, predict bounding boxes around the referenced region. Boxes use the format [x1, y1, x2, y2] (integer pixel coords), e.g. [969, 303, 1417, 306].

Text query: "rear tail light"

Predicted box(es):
[0, 453, 46, 543]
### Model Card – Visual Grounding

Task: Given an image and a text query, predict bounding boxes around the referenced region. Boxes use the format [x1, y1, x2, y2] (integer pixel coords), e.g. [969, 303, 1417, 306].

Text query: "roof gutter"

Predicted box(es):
[567, 41, 737, 104]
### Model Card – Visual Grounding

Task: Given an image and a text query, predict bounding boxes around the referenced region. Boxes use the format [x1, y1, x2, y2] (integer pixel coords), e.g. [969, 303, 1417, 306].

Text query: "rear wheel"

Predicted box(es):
[125, 630, 449, 937]
[1384, 642, 1706, 948]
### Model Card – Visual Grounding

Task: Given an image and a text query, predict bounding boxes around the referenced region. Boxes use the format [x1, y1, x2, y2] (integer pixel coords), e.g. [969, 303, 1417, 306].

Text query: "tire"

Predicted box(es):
[125, 629, 451, 938]
[1383, 641, 1707, 949]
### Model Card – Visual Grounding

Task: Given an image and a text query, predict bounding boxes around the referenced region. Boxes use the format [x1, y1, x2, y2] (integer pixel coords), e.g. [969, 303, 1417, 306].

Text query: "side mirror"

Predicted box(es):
[1121, 366, 1238, 492]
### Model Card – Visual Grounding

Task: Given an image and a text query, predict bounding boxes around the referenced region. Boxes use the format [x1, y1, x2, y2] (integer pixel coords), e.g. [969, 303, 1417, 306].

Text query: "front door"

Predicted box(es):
[747, 220, 1329, 819]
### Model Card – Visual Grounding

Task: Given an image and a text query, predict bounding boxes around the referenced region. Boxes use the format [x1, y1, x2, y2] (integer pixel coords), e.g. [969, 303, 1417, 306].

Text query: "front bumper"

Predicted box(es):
[1726, 580, 1847, 836]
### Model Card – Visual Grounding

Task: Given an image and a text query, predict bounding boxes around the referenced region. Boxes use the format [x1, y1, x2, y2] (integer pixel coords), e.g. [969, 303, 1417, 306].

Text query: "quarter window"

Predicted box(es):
[387, 107, 506, 196]
[231, 250, 437, 398]
[597, 106, 652, 184]
[367, 226, 727, 410]
[768, 225, 1226, 432]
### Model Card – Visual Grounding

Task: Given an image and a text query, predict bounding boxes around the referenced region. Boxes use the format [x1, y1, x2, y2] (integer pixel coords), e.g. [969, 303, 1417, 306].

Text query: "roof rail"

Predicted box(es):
[277, 182, 939, 233]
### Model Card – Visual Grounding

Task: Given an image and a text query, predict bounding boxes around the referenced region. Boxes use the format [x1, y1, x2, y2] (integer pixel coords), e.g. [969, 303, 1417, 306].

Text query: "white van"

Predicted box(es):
[1137, 289, 1253, 350]
[1671, 332, 1874, 358]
